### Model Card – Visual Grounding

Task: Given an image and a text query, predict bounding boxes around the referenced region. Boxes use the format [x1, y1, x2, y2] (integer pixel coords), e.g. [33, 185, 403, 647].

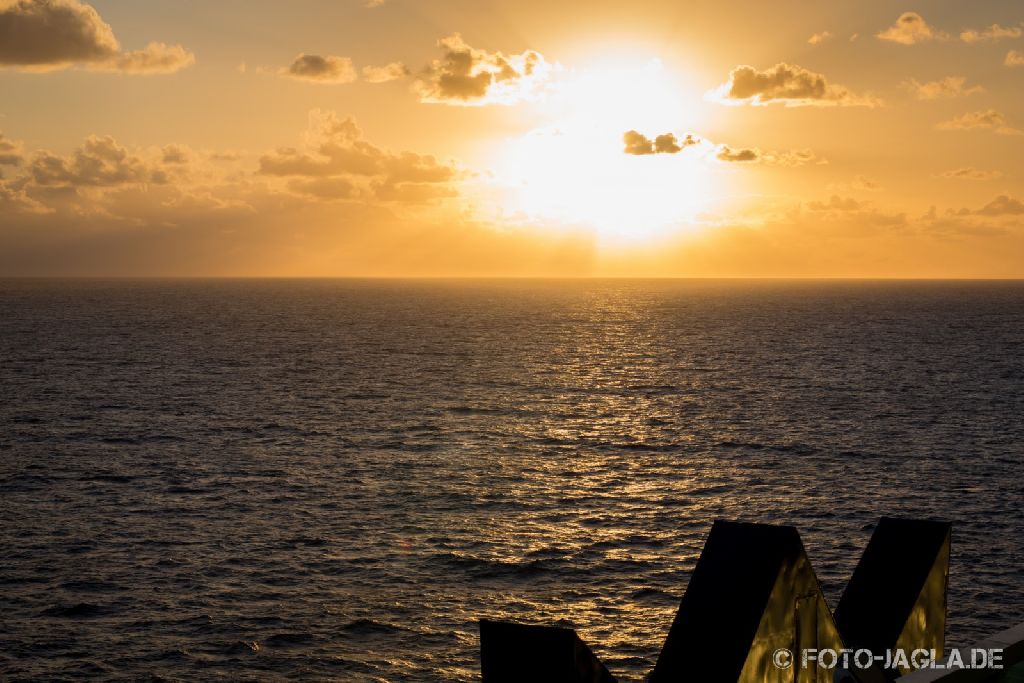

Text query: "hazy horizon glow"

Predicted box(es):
[1, 0, 1022, 277]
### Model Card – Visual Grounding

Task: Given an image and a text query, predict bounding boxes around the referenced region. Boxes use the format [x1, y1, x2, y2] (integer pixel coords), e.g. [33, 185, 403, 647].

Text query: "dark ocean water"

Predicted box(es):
[1, 279, 1022, 682]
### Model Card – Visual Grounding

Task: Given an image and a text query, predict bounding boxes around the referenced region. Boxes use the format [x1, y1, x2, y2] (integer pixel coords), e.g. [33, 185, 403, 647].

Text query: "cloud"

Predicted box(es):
[623, 131, 699, 155]
[29, 136, 170, 187]
[827, 174, 882, 192]
[286, 177, 360, 200]
[0, 131, 227, 224]
[853, 175, 882, 191]
[936, 110, 1022, 135]
[259, 110, 460, 203]
[362, 62, 409, 83]
[716, 146, 822, 166]
[623, 130, 654, 155]
[717, 146, 758, 162]
[161, 145, 191, 165]
[623, 130, 819, 166]
[808, 31, 833, 46]
[1007, 50, 1024, 67]
[878, 15, 1021, 46]
[709, 63, 880, 107]
[371, 179, 457, 204]
[283, 56, 409, 84]
[903, 76, 983, 100]
[0, 0, 194, 73]
[961, 23, 1023, 43]
[0, 132, 24, 167]
[0, 177, 50, 214]
[658, 133, 697, 154]
[938, 168, 1003, 181]
[973, 195, 1024, 217]
[798, 195, 907, 226]
[877, 12, 945, 45]
[807, 195, 867, 212]
[104, 42, 195, 74]
[283, 54, 357, 84]
[415, 33, 553, 106]
[0, 113, 483, 276]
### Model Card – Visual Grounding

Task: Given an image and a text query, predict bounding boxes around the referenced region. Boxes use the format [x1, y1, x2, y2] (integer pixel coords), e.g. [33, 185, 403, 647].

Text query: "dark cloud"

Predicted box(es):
[657, 133, 697, 154]
[415, 33, 551, 105]
[717, 146, 758, 162]
[623, 130, 654, 155]
[711, 62, 879, 107]
[654, 134, 682, 154]
[623, 131, 698, 155]
[0, 0, 193, 73]
[284, 53, 357, 83]
[717, 146, 820, 166]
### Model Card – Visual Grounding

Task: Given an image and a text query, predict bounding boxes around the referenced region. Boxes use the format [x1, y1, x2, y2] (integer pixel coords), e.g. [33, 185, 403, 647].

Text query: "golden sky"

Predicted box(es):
[1, 0, 1022, 276]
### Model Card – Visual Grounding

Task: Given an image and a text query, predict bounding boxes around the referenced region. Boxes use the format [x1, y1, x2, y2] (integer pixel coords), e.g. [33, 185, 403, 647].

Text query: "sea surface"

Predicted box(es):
[1, 279, 1022, 682]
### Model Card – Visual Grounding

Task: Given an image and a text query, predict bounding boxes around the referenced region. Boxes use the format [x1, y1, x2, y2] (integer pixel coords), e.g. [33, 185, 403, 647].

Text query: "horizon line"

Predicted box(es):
[2, 275, 1024, 282]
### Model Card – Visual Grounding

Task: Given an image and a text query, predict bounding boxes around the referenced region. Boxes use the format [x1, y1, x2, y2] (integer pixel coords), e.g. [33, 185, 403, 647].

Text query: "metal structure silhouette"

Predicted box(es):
[479, 517, 951, 682]
[479, 619, 616, 682]
[834, 518, 952, 680]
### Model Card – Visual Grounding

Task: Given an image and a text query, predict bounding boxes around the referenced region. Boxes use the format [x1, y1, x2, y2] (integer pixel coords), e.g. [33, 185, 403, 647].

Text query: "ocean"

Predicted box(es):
[1, 279, 1022, 681]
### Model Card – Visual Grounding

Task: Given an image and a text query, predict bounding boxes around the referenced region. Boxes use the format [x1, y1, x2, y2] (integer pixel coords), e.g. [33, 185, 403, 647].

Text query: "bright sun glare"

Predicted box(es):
[484, 59, 721, 243]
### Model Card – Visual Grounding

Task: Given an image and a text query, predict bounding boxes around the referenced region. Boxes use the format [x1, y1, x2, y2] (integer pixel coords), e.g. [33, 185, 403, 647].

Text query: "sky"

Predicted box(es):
[0, 0, 1022, 277]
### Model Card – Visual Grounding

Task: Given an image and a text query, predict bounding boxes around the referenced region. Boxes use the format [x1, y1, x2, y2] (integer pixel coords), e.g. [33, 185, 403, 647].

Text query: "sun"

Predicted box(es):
[480, 58, 723, 243]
